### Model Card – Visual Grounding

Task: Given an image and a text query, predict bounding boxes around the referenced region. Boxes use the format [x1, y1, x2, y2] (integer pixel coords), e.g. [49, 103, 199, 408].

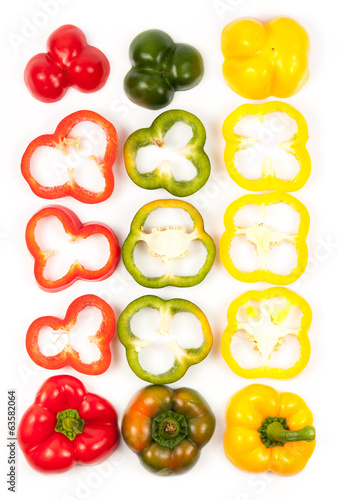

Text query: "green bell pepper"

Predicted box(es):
[122, 199, 216, 288]
[123, 109, 211, 197]
[117, 295, 213, 384]
[122, 384, 215, 475]
[124, 29, 204, 110]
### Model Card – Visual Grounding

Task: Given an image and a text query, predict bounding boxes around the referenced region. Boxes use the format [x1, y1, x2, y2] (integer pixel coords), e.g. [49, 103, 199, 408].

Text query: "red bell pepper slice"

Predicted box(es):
[26, 205, 120, 292]
[21, 110, 118, 204]
[26, 295, 115, 375]
[18, 375, 119, 473]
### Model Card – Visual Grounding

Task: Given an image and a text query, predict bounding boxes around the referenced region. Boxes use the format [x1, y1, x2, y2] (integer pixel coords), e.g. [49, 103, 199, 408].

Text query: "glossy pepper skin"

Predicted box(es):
[117, 295, 213, 383]
[21, 110, 118, 204]
[221, 17, 310, 99]
[124, 30, 204, 110]
[223, 102, 311, 192]
[124, 109, 210, 197]
[219, 192, 309, 285]
[122, 199, 215, 288]
[18, 375, 119, 473]
[221, 287, 312, 379]
[224, 384, 316, 475]
[26, 205, 120, 292]
[122, 384, 215, 475]
[24, 25, 110, 103]
[26, 295, 115, 375]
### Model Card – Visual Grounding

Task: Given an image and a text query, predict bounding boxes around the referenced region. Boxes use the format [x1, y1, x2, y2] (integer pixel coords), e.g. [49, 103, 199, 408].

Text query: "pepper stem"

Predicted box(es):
[55, 409, 85, 441]
[152, 410, 188, 449]
[267, 422, 316, 443]
[258, 416, 316, 448]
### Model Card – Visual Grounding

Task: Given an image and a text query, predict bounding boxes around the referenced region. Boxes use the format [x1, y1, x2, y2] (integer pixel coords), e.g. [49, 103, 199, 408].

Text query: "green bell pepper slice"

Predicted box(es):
[124, 29, 204, 110]
[117, 295, 213, 384]
[124, 109, 211, 197]
[122, 199, 216, 288]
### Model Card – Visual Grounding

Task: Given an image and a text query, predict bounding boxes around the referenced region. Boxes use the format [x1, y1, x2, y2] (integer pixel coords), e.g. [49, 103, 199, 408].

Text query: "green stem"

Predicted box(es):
[55, 409, 85, 441]
[258, 416, 316, 448]
[267, 422, 315, 443]
[152, 410, 188, 449]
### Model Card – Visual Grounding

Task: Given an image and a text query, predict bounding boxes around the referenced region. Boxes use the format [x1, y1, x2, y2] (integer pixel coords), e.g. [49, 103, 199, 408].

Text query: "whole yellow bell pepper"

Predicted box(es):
[223, 101, 311, 192]
[221, 287, 312, 379]
[224, 384, 316, 475]
[221, 17, 310, 99]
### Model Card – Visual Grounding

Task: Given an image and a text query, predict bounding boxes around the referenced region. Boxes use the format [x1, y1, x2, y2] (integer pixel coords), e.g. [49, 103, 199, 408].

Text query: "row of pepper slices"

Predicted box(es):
[18, 17, 316, 477]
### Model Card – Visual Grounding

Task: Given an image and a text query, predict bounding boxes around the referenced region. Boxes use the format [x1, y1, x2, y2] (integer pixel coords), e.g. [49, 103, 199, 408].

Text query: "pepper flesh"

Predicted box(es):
[26, 205, 120, 292]
[122, 199, 215, 288]
[219, 192, 309, 284]
[224, 384, 316, 475]
[117, 295, 213, 383]
[223, 102, 310, 191]
[124, 30, 204, 110]
[21, 110, 118, 204]
[26, 295, 115, 375]
[221, 287, 311, 379]
[18, 375, 119, 473]
[122, 384, 215, 475]
[124, 109, 210, 196]
[221, 17, 310, 99]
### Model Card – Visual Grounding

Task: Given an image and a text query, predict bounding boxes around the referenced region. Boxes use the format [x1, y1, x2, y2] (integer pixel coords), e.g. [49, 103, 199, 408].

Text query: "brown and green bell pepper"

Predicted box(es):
[124, 109, 210, 197]
[117, 295, 213, 383]
[122, 384, 215, 475]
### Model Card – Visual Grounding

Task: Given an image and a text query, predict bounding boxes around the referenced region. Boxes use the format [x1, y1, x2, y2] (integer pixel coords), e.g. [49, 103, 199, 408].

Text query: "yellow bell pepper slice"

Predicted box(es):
[224, 384, 316, 475]
[219, 192, 309, 284]
[223, 101, 311, 192]
[221, 17, 310, 99]
[221, 287, 311, 379]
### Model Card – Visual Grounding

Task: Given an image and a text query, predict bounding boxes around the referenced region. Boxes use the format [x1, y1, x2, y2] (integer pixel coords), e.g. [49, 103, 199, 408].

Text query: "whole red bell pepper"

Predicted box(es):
[24, 25, 110, 103]
[21, 111, 118, 204]
[26, 295, 115, 375]
[18, 375, 119, 473]
[26, 205, 120, 292]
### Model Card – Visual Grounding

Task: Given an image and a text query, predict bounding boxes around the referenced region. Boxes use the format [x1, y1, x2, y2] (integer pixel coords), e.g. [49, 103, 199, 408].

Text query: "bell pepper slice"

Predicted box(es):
[221, 287, 312, 379]
[18, 375, 119, 473]
[122, 199, 215, 288]
[26, 205, 120, 292]
[219, 192, 309, 284]
[122, 384, 215, 475]
[124, 29, 204, 110]
[224, 384, 316, 475]
[223, 101, 311, 192]
[221, 16, 310, 99]
[26, 294, 115, 375]
[21, 110, 118, 204]
[117, 295, 213, 383]
[124, 109, 210, 197]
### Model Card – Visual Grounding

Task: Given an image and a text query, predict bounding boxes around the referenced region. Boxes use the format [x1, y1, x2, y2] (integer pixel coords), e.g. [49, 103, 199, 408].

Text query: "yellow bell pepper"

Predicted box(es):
[223, 101, 311, 192]
[221, 287, 312, 379]
[224, 384, 316, 475]
[219, 192, 309, 285]
[221, 17, 310, 99]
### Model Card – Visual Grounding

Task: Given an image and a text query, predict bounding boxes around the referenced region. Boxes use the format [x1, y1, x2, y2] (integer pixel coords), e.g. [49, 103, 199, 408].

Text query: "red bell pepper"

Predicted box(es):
[24, 25, 110, 103]
[21, 111, 118, 204]
[18, 375, 119, 473]
[26, 295, 115, 375]
[26, 205, 120, 292]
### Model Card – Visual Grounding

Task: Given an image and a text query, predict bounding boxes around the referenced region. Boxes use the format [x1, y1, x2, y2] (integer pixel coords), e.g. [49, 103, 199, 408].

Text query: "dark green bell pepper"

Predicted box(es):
[122, 199, 216, 288]
[124, 29, 204, 110]
[124, 109, 211, 197]
[117, 295, 213, 384]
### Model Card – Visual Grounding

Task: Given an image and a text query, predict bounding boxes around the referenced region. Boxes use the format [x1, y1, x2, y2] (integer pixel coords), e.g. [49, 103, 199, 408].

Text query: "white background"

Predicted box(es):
[0, 0, 336, 499]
